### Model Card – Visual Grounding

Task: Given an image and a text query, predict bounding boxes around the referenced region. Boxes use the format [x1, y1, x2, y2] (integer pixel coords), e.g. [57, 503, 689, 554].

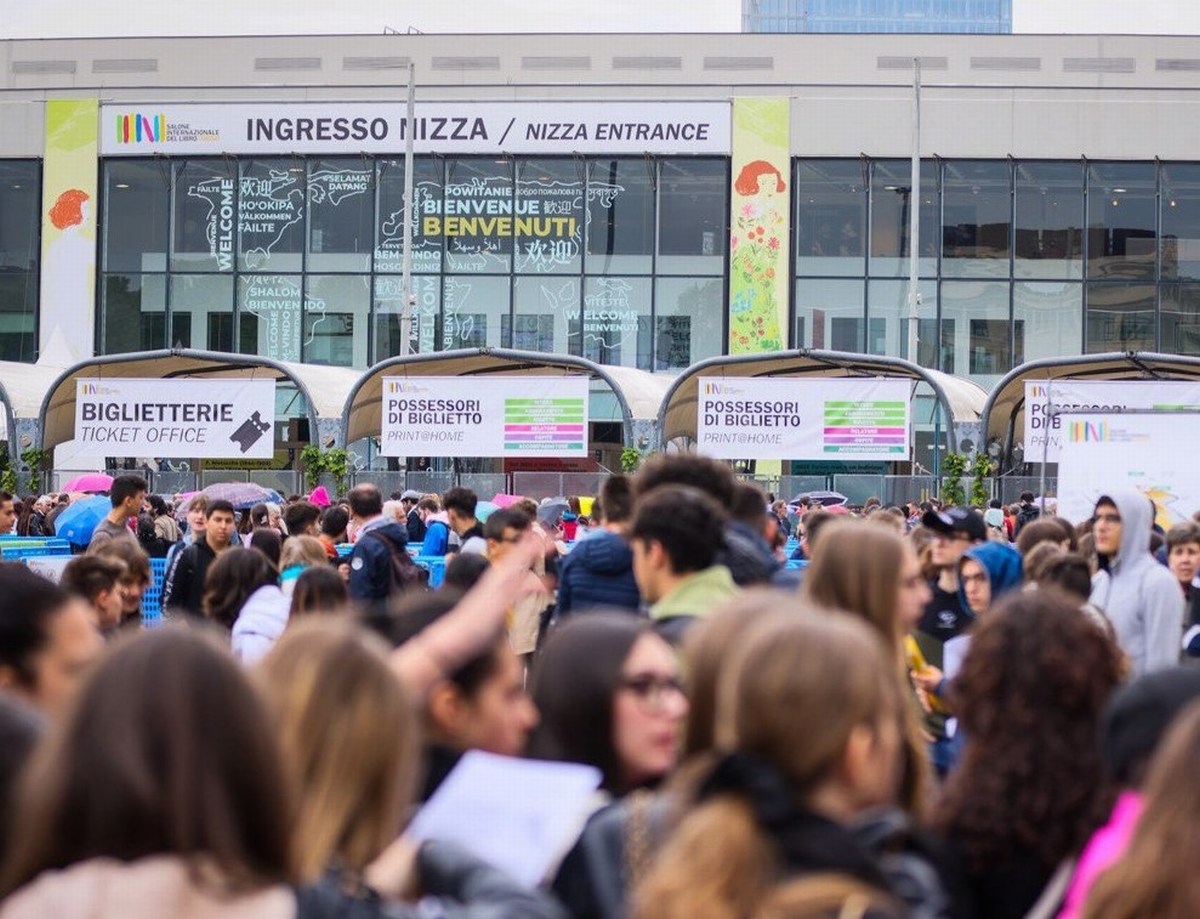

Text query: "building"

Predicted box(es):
[743, 0, 1012, 33]
[2, 31, 1199, 469]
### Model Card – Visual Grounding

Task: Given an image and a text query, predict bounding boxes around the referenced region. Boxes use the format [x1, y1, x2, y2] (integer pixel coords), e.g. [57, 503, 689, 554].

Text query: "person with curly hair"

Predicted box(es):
[935, 590, 1124, 919]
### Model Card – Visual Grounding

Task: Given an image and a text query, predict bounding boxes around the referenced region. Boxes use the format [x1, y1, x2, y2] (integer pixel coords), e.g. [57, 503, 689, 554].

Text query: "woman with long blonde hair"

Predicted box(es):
[803, 519, 933, 814]
[632, 610, 909, 919]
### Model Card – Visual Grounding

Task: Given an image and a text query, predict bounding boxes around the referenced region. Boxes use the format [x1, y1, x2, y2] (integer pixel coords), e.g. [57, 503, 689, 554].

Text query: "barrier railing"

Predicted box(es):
[37, 469, 1058, 505]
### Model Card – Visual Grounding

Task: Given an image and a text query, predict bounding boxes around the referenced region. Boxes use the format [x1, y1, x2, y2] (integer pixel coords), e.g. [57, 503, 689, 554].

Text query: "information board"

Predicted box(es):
[381, 376, 589, 458]
[696, 377, 912, 461]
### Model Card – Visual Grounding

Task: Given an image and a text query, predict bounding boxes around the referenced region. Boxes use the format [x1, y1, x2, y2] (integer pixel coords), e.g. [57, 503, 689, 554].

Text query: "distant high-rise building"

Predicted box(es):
[743, 0, 1012, 33]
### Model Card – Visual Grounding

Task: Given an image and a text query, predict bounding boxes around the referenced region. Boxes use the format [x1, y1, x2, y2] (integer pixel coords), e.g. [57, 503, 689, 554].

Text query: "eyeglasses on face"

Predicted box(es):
[618, 673, 686, 709]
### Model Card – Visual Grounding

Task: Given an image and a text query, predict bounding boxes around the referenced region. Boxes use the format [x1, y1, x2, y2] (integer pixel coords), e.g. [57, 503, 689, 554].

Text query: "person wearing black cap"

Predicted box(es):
[915, 507, 988, 666]
[913, 507, 987, 777]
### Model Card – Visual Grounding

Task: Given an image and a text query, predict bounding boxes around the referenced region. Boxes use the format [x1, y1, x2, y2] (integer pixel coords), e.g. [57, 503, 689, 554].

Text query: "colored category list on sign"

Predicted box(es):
[503, 398, 586, 452]
[822, 400, 908, 455]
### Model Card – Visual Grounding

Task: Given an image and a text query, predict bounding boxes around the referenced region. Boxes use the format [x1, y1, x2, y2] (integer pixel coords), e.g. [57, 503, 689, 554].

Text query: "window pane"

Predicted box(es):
[657, 159, 727, 275]
[100, 273, 166, 353]
[307, 159, 373, 272]
[373, 274, 441, 361]
[443, 159, 513, 274]
[515, 160, 583, 274]
[238, 274, 304, 361]
[869, 159, 938, 277]
[0, 161, 39, 271]
[238, 160, 305, 273]
[940, 280, 1011, 383]
[0, 161, 39, 362]
[169, 274, 233, 351]
[376, 157, 442, 273]
[1014, 161, 1084, 279]
[173, 160, 237, 272]
[866, 279, 938, 363]
[1087, 163, 1156, 280]
[1161, 164, 1200, 282]
[1013, 282, 1082, 362]
[102, 160, 169, 272]
[304, 274, 370, 367]
[795, 159, 865, 276]
[582, 277, 652, 369]
[654, 277, 724, 370]
[795, 278, 864, 350]
[942, 161, 1010, 278]
[1160, 282, 1200, 354]
[513, 276, 581, 355]
[586, 159, 654, 275]
[1085, 282, 1155, 352]
[441, 275, 510, 350]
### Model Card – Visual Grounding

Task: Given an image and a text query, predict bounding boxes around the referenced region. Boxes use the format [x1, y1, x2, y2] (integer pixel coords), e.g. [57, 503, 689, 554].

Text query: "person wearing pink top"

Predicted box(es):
[1056, 668, 1200, 919]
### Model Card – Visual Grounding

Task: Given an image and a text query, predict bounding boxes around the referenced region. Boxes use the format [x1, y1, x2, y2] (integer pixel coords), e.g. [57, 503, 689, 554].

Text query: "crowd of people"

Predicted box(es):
[1, 462, 1199, 918]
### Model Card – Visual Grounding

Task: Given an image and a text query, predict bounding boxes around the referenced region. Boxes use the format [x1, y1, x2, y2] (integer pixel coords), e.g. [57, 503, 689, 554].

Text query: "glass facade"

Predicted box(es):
[743, 0, 1012, 33]
[98, 156, 727, 370]
[794, 159, 1200, 386]
[0, 161, 41, 362]
[0, 152, 1184, 381]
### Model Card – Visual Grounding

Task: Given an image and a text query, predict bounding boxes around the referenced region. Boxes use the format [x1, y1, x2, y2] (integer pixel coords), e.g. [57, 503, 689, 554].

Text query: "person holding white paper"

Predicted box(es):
[257, 619, 564, 918]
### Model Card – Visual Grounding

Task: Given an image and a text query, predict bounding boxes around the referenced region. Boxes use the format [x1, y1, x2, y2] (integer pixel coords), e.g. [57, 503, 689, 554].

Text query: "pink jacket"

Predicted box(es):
[1056, 790, 1144, 919]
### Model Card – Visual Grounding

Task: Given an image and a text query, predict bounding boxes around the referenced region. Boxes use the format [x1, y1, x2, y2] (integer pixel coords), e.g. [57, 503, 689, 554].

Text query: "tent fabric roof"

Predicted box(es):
[658, 350, 988, 449]
[342, 348, 637, 446]
[39, 350, 358, 455]
[982, 352, 1200, 450]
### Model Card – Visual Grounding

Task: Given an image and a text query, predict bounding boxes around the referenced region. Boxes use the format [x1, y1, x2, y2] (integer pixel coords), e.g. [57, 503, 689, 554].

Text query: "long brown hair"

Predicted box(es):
[256, 619, 419, 883]
[633, 610, 902, 919]
[1081, 701, 1200, 919]
[679, 590, 794, 758]
[0, 627, 295, 897]
[802, 519, 930, 815]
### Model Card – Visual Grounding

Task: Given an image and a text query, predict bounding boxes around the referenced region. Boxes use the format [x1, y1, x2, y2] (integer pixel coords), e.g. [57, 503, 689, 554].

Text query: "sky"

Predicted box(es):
[2, 0, 1198, 37]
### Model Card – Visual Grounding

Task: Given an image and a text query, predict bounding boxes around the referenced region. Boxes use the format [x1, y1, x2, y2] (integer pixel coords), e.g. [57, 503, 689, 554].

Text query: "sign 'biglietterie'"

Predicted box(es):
[74, 378, 277, 459]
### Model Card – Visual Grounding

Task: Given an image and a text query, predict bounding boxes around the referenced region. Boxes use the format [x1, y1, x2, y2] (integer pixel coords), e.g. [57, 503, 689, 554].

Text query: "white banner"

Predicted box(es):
[100, 102, 730, 156]
[696, 377, 912, 461]
[74, 378, 277, 459]
[1056, 411, 1200, 527]
[1023, 380, 1200, 463]
[381, 376, 589, 458]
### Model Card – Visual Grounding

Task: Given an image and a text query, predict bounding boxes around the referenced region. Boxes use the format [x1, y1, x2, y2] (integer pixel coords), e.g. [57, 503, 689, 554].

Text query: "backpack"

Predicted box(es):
[367, 529, 429, 592]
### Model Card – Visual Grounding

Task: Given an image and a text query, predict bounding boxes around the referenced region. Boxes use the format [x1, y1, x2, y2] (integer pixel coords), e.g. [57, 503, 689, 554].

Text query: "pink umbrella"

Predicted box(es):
[491, 493, 526, 509]
[62, 473, 114, 493]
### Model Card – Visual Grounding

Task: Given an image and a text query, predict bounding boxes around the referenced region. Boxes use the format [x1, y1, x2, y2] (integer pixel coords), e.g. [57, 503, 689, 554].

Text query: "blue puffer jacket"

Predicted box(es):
[556, 530, 642, 616]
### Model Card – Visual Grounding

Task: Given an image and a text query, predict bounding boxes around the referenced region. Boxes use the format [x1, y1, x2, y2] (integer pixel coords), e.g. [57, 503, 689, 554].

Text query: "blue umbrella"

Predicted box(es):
[475, 500, 500, 522]
[54, 495, 114, 547]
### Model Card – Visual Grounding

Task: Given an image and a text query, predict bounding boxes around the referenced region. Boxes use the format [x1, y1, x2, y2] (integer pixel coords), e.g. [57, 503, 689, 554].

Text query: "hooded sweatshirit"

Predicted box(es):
[1090, 489, 1185, 677]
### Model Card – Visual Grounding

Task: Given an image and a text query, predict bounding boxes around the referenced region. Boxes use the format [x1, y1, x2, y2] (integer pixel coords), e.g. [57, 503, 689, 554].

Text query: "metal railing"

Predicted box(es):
[37, 469, 1058, 506]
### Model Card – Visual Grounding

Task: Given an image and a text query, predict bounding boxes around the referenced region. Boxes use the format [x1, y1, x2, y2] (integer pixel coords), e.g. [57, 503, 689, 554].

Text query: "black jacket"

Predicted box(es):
[296, 839, 566, 918]
[161, 538, 218, 618]
[348, 520, 412, 602]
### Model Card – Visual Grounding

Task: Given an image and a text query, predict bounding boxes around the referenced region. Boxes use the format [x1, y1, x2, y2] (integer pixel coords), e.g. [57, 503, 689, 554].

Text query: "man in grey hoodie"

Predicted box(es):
[1089, 490, 1184, 676]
